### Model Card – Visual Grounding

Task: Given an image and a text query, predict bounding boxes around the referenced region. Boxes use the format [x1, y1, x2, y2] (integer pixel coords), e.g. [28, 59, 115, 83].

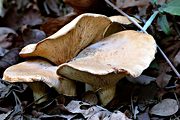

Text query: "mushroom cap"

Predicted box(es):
[57, 30, 156, 88]
[2, 59, 62, 93]
[19, 13, 111, 65]
[103, 15, 141, 38]
[109, 15, 140, 25]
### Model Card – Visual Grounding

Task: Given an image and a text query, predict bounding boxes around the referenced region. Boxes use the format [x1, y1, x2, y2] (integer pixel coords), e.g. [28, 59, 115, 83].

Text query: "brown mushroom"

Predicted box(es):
[19, 13, 112, 65]
[57, 30, 156, 106]
[2, 59, 76, 103]
[109, 15, 140, 25]
[19, 14, 138, 66]
[103, 15, 141, 37]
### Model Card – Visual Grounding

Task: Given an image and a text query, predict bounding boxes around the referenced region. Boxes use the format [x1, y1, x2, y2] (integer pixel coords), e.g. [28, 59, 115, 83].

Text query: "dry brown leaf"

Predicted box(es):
[19, 8, 43, 26]
[116, 0, 150, 9]
[174, 50, 180, 66]
[41, 12, 77, 36]
[0, 27, 17, 49]
[156, 62, 172, 88]
[106, 111, 132, 120]
[64, 0, 119, 16]
[126, 75, 156, 85]
[150, 99, 178, 116]
[66, 100, 111, 119]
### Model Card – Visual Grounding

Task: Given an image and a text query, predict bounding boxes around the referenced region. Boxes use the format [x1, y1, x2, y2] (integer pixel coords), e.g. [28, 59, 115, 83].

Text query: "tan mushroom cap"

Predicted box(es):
[57, 30, 157, 88]
[109, 15, 141, 25]
[2, 59, 76, 96]
[19, 13, 112, 65]
[103, 15, 141, 38]
[2, 59, 60, 90]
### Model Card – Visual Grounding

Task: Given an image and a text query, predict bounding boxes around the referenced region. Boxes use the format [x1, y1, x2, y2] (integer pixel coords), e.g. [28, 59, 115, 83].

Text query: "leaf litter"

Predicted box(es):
[0, 0, 180, 120]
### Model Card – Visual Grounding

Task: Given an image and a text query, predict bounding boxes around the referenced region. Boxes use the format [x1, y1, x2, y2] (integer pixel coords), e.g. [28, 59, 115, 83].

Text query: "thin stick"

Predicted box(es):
[105, 0, 180, 78]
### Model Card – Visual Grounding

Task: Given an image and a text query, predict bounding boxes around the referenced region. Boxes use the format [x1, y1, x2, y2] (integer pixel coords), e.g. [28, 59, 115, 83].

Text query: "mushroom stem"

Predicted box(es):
[60, 78, 77, 96]
[28, 82, 49, 104]
[98, 85, 116, 106]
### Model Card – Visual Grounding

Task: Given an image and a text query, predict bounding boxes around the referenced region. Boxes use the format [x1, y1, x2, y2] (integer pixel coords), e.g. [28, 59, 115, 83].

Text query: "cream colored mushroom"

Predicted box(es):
[19, 14, 138, 65]
[57, 30, 156, 106]
[2, 59, 76, 103]
[109, 15, 140, 25]
[103, 15, 141, 37]
[18, 14, 128, 99]
[19, 13, 112, 65]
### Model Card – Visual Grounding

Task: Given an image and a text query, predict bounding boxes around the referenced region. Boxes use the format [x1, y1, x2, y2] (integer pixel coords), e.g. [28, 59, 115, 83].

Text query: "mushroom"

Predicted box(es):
[103, 15, 141, 37]
[2, 59, 76, 103]
[19, 13, 112, 65]
[57, 30, 156, 106]
[19, 14, 138, 65]
[109, 15, 140, 25]
[18, 14, 131, 98]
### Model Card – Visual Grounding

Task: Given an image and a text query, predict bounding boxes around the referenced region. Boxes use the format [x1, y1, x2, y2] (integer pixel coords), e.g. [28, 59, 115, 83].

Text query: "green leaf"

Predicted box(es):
[142, 11, 159, 31]
[151, 0, 157, 5]
[160, 0, 180, 16]
[157, 15, 171, 35]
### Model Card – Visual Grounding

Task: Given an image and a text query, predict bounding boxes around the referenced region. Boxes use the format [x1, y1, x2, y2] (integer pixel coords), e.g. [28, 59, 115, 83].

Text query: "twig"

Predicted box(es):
[105, 0, 180, 78]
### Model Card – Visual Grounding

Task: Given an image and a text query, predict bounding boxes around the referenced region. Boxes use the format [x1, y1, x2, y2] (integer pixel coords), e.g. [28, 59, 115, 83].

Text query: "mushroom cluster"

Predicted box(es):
[2, 13, 156, 106]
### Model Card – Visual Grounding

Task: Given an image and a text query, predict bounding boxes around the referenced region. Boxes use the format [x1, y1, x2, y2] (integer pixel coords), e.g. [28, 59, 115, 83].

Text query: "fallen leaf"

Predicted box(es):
[43, 0, 61, 17]
[174, 50, 180, 66]
[64, 0, 119, 16]
[66, 100, 110, 119]
[88, 110, 111, 120]
[115, 0, 150, 9]
[137, 108, 150, 120]
[106, 111, 132, 120]
[39, 114, 76, 120]
[16, 0, 30, 10]
[2, 2, 42, 30]
[150, 98, 178, 116]
[0, 48, 21, 77]
[0, 111, 11, 120]
[41, 12, 77, 36]
[20, 27, 46, 47]
[0, 47, 8, 57]
[65, 100, 131, 119]
[19, 8, 43, 26]
[2, 5, 22, 30]
[115, 0, 150, 16]
[156, 72, 172, 88]
[0, 80, 28, 99]
[5, 92, 24, 120]
[126, 75, 156, 85]
[156, 62, 172, 88]
[0, 27, 16, 35]
[0, 27, 17, 49]
[135, 82, 159, 112]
